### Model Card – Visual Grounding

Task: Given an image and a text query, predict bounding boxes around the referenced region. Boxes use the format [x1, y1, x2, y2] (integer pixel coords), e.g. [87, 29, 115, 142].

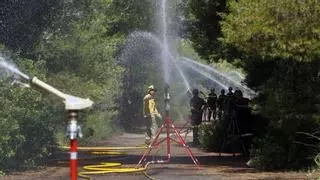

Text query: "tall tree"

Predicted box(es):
[184, 0, 227, 61]
[0, 0, 62, 53]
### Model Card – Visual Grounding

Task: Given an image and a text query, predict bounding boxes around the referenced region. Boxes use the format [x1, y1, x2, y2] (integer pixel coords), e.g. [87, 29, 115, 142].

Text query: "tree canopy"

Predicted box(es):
[184, 0, 227, 61]
[221, 0, 320, 61]
[0, 0, 154, 171]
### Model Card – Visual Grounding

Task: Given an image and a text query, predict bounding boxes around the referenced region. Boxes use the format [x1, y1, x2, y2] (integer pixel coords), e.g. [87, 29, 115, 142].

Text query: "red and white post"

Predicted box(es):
[70, 139, 78, 180]
[67, 111, 82, 180]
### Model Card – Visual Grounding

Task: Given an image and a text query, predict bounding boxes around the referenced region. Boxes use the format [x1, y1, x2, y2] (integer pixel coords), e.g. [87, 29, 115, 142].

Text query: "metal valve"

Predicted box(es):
[66, 111, 83, 140]
[164, 84, 170, 116]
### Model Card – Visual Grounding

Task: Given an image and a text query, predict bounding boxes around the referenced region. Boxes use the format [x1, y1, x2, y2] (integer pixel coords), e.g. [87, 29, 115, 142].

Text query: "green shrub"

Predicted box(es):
[199, 121, 225, 152]
[250, 117, 320, 170]
[0, 59, 61, 170]
[250, 128, 288, 170]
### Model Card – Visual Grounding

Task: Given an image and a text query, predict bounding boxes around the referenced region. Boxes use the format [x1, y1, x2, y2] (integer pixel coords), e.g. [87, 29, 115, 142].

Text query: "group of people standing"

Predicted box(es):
[190, 87, 251, 145]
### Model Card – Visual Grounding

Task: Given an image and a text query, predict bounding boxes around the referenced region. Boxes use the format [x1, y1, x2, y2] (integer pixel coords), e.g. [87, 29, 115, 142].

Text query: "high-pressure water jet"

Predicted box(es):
[0, 57, 30, 80]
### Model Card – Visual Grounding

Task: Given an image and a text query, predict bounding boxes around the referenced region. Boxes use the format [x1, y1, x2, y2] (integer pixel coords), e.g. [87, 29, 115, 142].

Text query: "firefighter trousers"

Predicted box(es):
[145, 114, 160, 143]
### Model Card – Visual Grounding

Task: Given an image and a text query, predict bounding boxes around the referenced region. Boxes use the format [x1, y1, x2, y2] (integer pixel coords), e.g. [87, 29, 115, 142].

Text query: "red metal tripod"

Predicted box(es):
[136, 115, 201, 169]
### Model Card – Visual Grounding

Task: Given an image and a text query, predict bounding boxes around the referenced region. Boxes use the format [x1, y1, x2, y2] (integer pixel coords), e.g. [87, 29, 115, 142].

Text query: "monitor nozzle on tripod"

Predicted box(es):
[164, 83, 170, 116]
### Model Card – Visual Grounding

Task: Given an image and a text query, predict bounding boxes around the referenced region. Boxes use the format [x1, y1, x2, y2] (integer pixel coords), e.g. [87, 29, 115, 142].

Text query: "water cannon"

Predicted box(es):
[164, 83, 170, 117]
[2, 53, 94, 179]
[29, 76, 95, 178]
[31, 77, 93, 110]
[30, 76, 94, 148]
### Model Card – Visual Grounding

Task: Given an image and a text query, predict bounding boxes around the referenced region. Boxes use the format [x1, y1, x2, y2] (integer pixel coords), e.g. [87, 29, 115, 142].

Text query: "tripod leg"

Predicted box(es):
[221, 116, 246, 156]
[231, 118, 236, 156]
[234, 117, 247, 155]
[166, 120, 171, 161]
[180, 122, 191, 141]
[171, 124, 201, 169]
[219, 118, 232, 156]
[136, 123, 165, 168]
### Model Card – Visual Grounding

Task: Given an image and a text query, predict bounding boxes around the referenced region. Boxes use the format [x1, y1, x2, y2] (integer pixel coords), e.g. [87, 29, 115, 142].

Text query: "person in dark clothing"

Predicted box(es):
[225, 87, 235, 121]
[217, 89, 226, 120]
[234, 90, 251, 134]
[190, 88, 206, 145]
[234, 89, 252, 155]
[207, 88, 217, 121]
[227, 87, 234, 96]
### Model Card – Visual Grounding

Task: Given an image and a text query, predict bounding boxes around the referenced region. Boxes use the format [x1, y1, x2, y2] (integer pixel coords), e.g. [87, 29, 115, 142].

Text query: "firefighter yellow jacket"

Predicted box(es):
[143, 94, 160, 116]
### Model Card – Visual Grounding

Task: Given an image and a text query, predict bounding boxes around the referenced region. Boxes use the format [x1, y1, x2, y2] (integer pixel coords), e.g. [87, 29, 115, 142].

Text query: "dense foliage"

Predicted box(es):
[0, 0, 154, 172]
[186, 0, 320, 169]
[221, 0, 320, 61]
[0, 0, 61, 53]
[183, 0, 227, 61]
[0, 51, 61, 169]
[36, 0, 126, 141]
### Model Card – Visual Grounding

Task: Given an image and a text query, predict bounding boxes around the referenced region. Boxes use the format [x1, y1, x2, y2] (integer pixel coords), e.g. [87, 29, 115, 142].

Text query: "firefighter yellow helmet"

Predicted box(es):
[147, 85, 156, 93]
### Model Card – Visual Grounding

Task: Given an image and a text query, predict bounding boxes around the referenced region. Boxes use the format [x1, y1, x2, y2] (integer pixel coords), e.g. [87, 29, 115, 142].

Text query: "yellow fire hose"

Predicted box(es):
[58, 127, 192, 180]
[60, 145, 155, 180]
[79, 162, 147, 179]
[60, 146, 148, 151]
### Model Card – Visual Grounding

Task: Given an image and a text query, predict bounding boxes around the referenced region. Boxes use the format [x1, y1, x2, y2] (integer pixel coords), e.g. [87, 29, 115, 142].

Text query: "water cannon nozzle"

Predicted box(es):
[31, 76, 94, 110]
[164, 84, 170, 115]
[164, 84, 170, 100]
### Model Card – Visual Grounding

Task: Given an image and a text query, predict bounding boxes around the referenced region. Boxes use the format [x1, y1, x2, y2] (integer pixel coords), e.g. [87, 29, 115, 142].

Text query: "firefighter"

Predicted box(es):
[190, 88, 206, 145]
[234, 90, 251, 133]
[225, 87, 235, 120]
[227, 87, 234, 96]
[234, 89, 252, 155]
[207, 88, 217, 121]
[143, 85, 162, 145]
[217, 89, 226, 120]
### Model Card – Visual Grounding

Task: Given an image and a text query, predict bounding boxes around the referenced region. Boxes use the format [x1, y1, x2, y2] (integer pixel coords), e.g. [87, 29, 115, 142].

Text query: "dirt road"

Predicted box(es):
[3, 132, 319, 180]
